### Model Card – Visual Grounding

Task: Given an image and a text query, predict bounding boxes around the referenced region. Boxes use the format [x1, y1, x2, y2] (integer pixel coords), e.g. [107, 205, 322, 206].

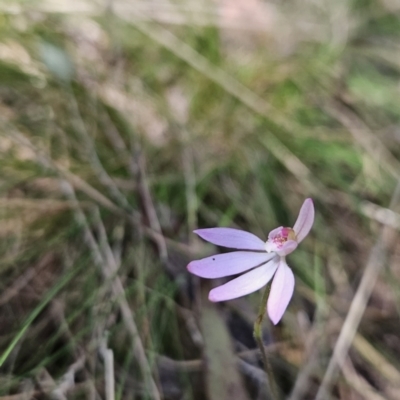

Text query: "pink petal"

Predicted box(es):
[208, 258, 279, 302]
[194, 228, 266, 251]
[267, 226, 284, 239]
[267, 258, 295, 325]
[187, 251, 275, 279]
[276, 240, 298, 256]
[265, 239, 297, 256]
[292, 198, 314, 243]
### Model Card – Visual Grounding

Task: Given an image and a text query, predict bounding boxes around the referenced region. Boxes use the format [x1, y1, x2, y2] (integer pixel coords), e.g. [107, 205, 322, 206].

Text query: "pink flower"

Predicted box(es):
[187, 198, 314, 324]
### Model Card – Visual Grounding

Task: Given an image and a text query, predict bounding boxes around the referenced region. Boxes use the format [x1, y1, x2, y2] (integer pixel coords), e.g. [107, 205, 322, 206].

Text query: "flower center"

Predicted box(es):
[271, 227, 296, 248]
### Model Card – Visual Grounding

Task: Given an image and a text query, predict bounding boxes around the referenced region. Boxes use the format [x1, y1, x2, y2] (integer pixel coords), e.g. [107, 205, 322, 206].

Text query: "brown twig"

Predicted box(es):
[0, 253, 55, 307]
[51, 356, 86, 400]
[136, 151, 168, 261]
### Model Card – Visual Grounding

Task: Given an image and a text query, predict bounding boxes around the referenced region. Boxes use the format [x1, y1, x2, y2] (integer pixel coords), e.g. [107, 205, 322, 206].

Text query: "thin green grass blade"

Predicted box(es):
[0, 264, 83, 367]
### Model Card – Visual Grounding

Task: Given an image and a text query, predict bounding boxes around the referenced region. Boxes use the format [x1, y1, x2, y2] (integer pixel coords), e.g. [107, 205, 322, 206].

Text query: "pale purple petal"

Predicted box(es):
[292, 198, 314, 243]
[267, 258, 295, 325]
[194, 228, 265, 250]
[209, 258, 279, 302]
[187, 251, 275, 279]
[276, 240, 298, 256]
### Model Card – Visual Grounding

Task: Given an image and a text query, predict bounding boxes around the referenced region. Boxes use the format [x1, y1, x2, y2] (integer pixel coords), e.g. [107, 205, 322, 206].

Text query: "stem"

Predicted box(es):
[254, 284, 279, 400]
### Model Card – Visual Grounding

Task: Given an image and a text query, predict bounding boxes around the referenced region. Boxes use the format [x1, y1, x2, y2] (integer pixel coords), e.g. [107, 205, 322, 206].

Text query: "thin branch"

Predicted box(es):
[100, 337, 115, 400]
[136, 151, 168, 261]
[0, 253, 55, 307]
[51, 356, 86, 400]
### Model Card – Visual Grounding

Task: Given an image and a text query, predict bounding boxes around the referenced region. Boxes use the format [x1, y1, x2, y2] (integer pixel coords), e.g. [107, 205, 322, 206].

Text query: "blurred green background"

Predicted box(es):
[1, 0, 400, 399]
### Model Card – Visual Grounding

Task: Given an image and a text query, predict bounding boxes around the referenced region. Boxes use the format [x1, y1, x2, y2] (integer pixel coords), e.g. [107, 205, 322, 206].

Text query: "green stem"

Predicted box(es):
[254, 284, 279, 400]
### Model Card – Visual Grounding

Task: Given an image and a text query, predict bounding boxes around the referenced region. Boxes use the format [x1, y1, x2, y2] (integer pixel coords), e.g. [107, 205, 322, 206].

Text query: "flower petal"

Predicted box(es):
[292, 198, 314, 243]
[276, 240, 298, 256]
[267, 226, 284, 239]
[194, 228, 266, 250]
[265, 240, 280, 253]
[267, 258, 295, 325]
[265, 239, 297, 256]
[187, 251, 275, 279]
[208, 258, 279, 302]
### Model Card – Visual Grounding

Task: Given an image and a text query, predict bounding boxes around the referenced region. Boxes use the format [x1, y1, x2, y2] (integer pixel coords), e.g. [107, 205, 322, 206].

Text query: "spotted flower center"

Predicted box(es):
[269, 227, 296, 248]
